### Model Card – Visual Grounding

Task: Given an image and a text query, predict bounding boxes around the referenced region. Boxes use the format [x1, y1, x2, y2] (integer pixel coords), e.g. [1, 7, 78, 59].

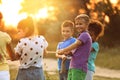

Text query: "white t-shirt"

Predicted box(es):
[14, 35, 48, 69]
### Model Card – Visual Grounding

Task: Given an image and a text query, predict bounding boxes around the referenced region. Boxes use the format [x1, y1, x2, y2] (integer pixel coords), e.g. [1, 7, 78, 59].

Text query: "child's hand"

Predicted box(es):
[61, 55, 66, 60]
[64, 51, 71, 55]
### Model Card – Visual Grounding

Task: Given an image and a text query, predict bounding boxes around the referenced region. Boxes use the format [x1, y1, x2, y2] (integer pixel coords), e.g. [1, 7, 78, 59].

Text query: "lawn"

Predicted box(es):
[95, 46, 120, 70]
[9, 46, 120, 80]
[10, 68, 120, 80]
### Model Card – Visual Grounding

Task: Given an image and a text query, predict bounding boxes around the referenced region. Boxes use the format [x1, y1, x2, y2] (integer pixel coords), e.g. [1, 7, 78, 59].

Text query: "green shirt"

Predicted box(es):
[0, 31, 11, 71]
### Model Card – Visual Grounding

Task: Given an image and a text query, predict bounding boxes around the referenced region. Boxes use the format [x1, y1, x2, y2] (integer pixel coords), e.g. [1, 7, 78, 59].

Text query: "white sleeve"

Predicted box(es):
[40, 36, 48, 49]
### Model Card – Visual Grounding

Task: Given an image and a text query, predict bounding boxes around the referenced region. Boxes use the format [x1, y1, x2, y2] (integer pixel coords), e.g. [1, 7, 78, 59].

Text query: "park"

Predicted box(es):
[0, 0, 120, 80]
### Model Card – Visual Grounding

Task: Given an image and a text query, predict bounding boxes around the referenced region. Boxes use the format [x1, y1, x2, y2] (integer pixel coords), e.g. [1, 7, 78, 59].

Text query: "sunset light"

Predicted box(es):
[110, 0, 118, 4]
[35, 6, 55, 20]
[0, 0, 57, 28]
[0, 0, 27, 27]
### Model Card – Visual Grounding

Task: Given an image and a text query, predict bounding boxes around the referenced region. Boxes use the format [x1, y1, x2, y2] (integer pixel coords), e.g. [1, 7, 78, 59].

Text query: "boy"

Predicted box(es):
[85, 20, 104, 80]
[56, 20, 76, 80]
[58, 14, 92, 80]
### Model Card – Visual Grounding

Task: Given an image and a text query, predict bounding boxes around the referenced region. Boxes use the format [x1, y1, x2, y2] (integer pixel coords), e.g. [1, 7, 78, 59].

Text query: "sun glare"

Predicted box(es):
[34, 6, 56, 20]
[110, 0, 118, 4]
[35, 8, 48, 19]
[0, 0, 56, 28]
[0, 0, 27, 28]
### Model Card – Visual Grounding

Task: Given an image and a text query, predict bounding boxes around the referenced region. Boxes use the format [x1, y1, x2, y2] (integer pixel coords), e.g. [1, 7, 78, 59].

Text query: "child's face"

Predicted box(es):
[61, 27, 73, 40]
[17, 28, 26, 39]
[75, 19, 88, 33]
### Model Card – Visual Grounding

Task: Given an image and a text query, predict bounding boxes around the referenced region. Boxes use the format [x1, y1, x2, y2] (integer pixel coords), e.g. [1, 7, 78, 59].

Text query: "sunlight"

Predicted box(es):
[110, 0, 118, 4]
[0, 0, 57, 28]
[35, 7, 48, 19]
[0, 0, 27, 28]
[34, 6, 56, 20]
[104, 15, 110, 23]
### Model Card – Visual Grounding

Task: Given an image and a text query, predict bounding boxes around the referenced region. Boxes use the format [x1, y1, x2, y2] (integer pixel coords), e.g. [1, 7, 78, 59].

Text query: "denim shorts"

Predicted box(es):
[16, 66, 45, 80]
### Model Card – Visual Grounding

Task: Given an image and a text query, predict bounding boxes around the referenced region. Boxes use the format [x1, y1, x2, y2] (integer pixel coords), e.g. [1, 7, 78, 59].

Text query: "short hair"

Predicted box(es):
[88, 20, 104, 38]
[0, 12, 3, 19]
[75, 14, 90, 25]
[17, 16, 34, 37]
[61, 20, 74, 30]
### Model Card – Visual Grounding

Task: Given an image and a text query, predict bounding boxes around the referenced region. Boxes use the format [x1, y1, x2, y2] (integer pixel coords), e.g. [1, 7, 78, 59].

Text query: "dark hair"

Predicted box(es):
[61, 20, 74, 30]
[0, 12, 3, 19]
[17, 16, 34, 37]
[88, 20, 104, 39]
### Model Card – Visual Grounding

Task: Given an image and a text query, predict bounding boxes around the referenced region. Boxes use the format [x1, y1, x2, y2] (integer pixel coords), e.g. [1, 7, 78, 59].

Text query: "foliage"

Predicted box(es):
[78, 0, 120, 47]
[1, 0, 120, 48]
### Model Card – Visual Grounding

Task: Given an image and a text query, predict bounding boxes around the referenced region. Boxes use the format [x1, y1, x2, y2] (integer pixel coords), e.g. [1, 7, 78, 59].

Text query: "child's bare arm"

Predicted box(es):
[6, 43, 16, 61]
[56, 51, 66, 59]
[43, 49, 47, 58]
[58, 40, 82, 55]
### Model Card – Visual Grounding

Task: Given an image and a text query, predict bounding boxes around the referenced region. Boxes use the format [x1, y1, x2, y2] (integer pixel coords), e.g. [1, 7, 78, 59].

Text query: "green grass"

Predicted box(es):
[10, 67, 120, 80]
[95, 46, 120, 70]
[10, 68, 18, 80]
[9, 46, 120, 80]
[46, 46, 120, 70]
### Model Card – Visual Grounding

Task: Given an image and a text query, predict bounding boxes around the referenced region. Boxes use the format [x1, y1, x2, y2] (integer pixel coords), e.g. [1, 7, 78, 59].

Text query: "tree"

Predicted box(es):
[73, 0, 120, 47]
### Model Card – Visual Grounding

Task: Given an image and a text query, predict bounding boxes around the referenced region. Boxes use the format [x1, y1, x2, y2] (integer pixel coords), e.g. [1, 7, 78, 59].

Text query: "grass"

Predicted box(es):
[95, 46, 120, 70]
[9, 46, 120, 80]
[46, 46, 120, 70]
[93, 76, 120, 80]
[10, 68, 120, 80]
[10, 68, 18, 80]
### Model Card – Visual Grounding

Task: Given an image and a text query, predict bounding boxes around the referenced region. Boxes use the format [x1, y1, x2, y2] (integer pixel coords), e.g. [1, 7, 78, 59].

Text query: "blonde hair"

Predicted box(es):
[61, 20, 74, 30]
[75, 14, 90, 25]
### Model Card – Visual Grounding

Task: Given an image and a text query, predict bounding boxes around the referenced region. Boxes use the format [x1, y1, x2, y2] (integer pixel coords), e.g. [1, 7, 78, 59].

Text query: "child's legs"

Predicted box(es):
[59, 70, 64, 80]
[0, 71, 10, 80]
[68, 68, 86, 80]
[85, 70, 94, 80]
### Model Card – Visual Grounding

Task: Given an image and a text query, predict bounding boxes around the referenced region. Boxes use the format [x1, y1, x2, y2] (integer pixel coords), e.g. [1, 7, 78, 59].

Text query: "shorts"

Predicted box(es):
[0, 70, 10, 80]
[85, 70, 94, 80]
[67, 68, 86, 80]
[16, 66, 45, 80]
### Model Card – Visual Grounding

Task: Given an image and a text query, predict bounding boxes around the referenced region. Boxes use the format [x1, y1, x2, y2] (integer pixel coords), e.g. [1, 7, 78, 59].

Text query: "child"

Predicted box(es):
[85, 20, 104, 80]
[56, 20, 76, 80]
[0, 12, 15, 80]
[14, 17, 48, 80]
[58, 14, 92, 80]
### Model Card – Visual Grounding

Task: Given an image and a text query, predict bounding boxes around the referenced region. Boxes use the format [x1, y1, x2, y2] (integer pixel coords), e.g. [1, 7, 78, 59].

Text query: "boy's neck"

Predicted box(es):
[63, 37, 73, 41]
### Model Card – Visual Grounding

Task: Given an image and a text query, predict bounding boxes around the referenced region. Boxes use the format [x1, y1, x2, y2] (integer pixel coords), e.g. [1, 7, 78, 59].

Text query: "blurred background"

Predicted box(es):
[0, 0, 120, 51]
[1, 1, 120, 80]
